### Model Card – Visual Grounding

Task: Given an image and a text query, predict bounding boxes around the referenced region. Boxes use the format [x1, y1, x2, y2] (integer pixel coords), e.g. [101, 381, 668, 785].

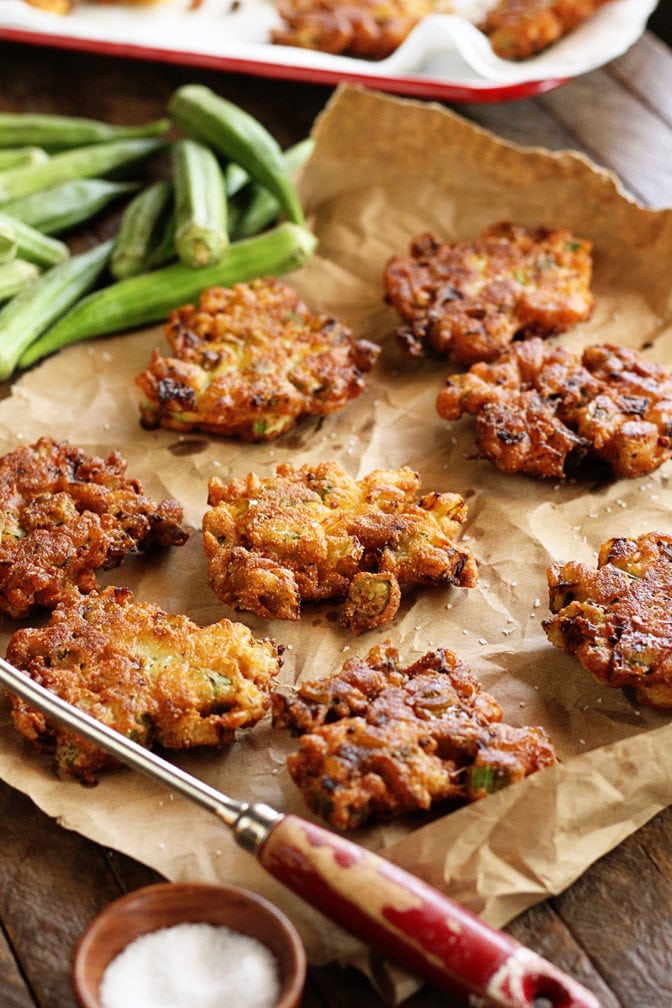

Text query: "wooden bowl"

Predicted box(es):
[72, 880, 307, 1008]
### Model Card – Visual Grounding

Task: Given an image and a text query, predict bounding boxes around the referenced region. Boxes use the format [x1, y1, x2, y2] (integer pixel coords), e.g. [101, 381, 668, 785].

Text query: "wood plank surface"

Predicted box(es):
[0, 29, 670, 1008]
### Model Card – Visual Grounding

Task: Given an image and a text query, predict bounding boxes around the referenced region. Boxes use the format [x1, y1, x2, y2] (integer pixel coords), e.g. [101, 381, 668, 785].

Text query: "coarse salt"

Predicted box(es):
[99, 921, 281, 1008]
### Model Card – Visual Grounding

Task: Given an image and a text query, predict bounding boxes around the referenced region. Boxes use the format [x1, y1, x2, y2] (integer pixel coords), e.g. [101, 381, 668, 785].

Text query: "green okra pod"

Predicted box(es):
[0, 137, 165, 204]
[0, 146, 49, 169]
[19, 221, 317, 368]
[224, 161, 250, 198]
[0, 211, 69, 268]
[229, 137, 315, 241]
[1, 179, 141, 236]
[0, 240, 113, 380]
[0, 219, 17, 264]
[110, 179, 174, 280]
[0, 259, 41, 304]
[0, 113, 170, 151]
[168, 84, 305, 228]
[172, 138, 229, 268]
[145, 207, 177, 270]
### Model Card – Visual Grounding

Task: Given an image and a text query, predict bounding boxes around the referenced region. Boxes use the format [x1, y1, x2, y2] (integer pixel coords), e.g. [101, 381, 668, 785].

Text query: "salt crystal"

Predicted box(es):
[100, 921, 281, 1008]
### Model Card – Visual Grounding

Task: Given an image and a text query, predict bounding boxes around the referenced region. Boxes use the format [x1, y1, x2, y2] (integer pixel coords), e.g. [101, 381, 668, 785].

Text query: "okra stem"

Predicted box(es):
[0, 113, 170, 151]
[168, 84, 305, 228]
[19, 222, 317, 368]
[0, 240, 113, 380]
[0, 138, 165, 204]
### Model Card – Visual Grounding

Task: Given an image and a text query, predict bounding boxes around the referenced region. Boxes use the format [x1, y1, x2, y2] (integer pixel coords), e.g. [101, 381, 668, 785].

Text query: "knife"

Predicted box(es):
[0, 655, 600, 1008]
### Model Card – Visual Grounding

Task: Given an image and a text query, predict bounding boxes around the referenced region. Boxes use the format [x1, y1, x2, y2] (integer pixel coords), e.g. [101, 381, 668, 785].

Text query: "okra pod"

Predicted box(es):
[172, 138, 229, 268]
[19, 221, 317, 368]
[0, 137, 165, 204]
[229, 137, 315, 241]
[0, 113, 170, 151]
[0, 220, 17, 264]
[0, 146, 49, 169]
[0, 240, 113, 380]
[168, 85, 305, 228]
[0, 211, 69, 268]
[224, 161, 250, 197]
[1, 179, 141, 236]
[145, 207, 177, 270]
[110, 180, 174, 280]
[0, 259, 41, 304]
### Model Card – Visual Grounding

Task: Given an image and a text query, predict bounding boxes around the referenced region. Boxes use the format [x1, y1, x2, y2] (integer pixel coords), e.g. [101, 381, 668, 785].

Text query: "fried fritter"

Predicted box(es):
[544, 532, 672, 711]
[272, 640, 556, 829]
[384, 223, 593, 366]
[135, 278, 380, 441]
[479, 0, 613, 61]
[6, 585, 283, 783]
[202, 460, 477, 632]
[271, 0, 436, 59]
[436, 339, 672, 480]
[0, 437, 188, 620]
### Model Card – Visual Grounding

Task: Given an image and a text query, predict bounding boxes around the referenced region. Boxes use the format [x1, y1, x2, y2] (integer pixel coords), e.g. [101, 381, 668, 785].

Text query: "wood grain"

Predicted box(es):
[0, 32, 670, 1008]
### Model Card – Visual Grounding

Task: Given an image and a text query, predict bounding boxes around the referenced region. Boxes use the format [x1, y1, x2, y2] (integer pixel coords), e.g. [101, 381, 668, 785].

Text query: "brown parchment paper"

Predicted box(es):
[2, 84, 672, 997]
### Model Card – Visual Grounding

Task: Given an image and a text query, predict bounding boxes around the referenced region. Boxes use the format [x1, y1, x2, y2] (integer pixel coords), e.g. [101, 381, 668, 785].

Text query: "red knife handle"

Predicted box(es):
[258, 814, 600, 1008]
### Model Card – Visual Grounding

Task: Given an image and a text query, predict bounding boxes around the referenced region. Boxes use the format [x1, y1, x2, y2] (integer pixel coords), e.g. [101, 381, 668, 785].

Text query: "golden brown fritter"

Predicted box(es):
[0, 437, 188, 620]
[202, 460, 478, 633]
[6, 585, 283, 783]
[135, 278, 380, 441]
[436, 339, 672, 480]
[272, 640, 556, 829]
[479, 0, 613, 61]
[544, 532, 672, 711]
[384, 223, 593, 366]
[271, 0, 435, 59]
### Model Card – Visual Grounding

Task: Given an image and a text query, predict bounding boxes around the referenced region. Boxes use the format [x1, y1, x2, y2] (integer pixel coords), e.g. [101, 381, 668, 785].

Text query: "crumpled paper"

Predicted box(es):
[1, 85, 672, 999]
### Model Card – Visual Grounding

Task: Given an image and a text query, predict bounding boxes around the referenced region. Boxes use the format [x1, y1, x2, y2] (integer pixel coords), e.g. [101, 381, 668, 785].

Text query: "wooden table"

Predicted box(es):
[1, 26, 671, 1008]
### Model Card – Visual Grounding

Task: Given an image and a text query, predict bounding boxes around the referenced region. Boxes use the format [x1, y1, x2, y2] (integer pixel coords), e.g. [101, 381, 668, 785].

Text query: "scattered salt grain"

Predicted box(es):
[100, 921, 280, 1008]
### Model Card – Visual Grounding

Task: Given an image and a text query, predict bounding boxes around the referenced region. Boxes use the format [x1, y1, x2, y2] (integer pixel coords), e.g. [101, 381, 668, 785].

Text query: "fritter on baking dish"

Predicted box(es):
[271, 0, 436, 59]
[202, 460, 478, 633]
[544, 532, 672, 711]
[384, 223, 593, 365]
[272, 640, 556, 829]
[436, 339, 672, 480]
[479, 0, 613, 61]
[6, 585, 283, 783]
[0, 437, 188, 620]
[136, 278, 380, 441]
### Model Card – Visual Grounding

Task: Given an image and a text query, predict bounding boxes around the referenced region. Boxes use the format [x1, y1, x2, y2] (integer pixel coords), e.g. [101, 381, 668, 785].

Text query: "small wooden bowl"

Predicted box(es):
[72, 880, 307, 1008]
